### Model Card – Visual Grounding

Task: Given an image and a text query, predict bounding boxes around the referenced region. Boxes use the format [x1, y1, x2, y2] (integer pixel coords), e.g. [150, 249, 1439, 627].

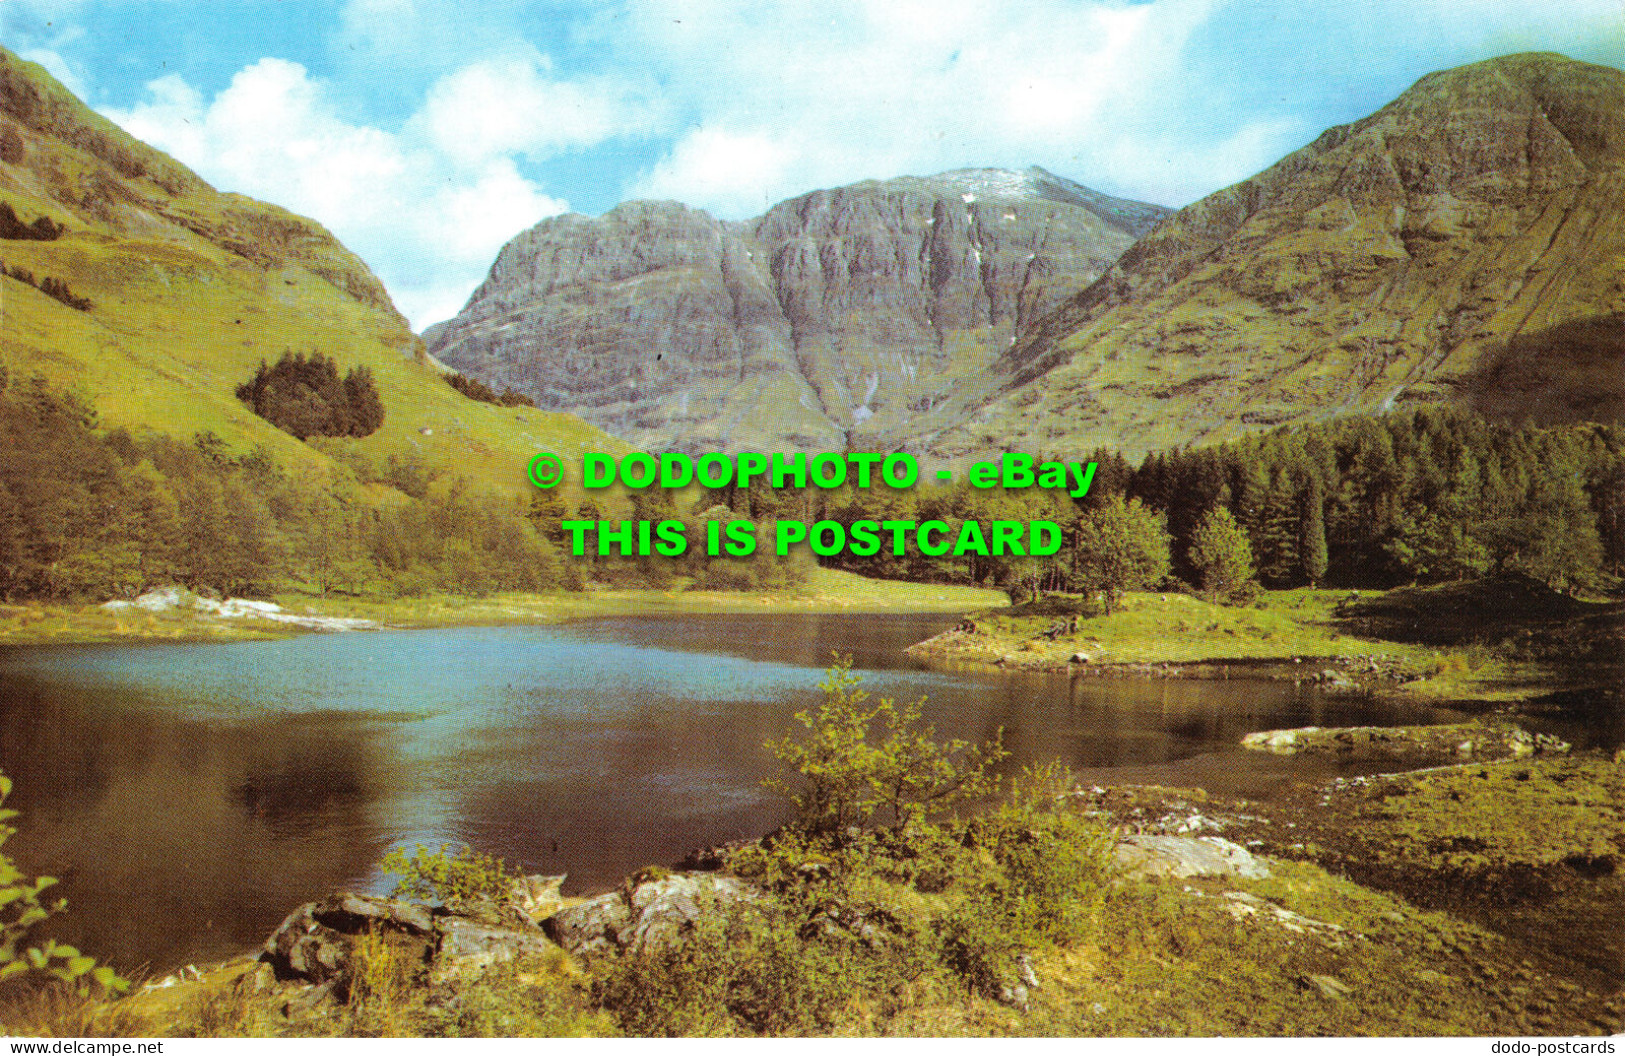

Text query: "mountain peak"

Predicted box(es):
[915, 51, 1625, 459]
[427, 167, 1172, 453]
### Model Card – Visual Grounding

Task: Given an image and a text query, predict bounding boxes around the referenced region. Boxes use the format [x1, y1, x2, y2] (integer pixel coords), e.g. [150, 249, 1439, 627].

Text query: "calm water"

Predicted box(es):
[0, 612, 1466, 974]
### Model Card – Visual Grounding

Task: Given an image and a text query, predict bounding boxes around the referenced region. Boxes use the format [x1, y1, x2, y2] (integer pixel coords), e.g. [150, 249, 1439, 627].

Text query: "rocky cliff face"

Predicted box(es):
[424, 168, 1169, 453]
[918, 53, 1625, 460]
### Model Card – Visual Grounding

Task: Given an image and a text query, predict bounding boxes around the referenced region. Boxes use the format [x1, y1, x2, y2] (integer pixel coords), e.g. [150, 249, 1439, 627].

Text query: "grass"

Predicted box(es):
[911, 587, 1522, 696]
[0, 569, 1008, 645]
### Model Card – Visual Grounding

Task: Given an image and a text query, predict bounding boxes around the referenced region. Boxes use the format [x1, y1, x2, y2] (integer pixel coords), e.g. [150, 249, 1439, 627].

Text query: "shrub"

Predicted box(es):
[445, 373, 534, 408]
[380, 843, 516, 911]
[0, 772, 126, 996]
[764, 656, 1005, 839]
[943, 763, 1115, 994]
[593, 896, 910, 1037]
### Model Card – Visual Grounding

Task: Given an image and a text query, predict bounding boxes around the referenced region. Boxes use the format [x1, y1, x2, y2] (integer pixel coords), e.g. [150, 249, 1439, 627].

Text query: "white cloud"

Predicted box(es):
[621, 0, 1259, 216]
[99, 57, 600, 329]
[417, 51, 662, 166]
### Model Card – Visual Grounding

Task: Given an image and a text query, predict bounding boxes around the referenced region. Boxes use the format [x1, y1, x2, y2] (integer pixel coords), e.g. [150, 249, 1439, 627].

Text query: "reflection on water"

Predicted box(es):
[0, 613, 1464, 973]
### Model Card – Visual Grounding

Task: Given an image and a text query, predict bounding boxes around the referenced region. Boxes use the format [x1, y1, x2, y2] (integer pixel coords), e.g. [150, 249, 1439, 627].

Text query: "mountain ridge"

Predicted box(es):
[914, 51, 1625, 460]
[425, 166, 1173, 454]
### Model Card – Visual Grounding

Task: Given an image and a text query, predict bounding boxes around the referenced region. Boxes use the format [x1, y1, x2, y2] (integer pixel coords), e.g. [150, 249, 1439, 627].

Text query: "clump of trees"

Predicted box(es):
[783, 409, 1623, 603]
[444, 372, 534, 408]
[0, 369, 569, 601]
[236, 352, 385, 440]
[3, 265, 91, 311]
[0, 202, 62, 241]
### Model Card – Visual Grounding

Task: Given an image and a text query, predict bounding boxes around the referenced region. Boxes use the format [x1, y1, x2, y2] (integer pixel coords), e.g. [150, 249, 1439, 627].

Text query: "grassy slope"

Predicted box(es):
[0, 48, 623, 508]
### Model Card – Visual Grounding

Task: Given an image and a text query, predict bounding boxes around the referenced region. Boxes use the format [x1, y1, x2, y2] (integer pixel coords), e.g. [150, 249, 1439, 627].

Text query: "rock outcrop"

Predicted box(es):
[261, 876, 569, 992]
[922, 53, 1625, 460]
[425, 169, 1168, 454]
[542, 871, 759, 956]
[1240, 722, 1571, 761]
[1113, 835, 1273, 881]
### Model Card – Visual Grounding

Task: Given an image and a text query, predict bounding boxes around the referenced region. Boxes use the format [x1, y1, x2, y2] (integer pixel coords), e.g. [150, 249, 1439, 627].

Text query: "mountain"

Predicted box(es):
[914, 52, 1625, 461]
[424, 168, 1170, 454]
[0, 47, 617, 503]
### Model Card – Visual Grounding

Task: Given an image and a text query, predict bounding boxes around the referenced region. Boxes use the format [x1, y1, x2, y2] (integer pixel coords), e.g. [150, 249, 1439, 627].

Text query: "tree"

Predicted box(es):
[1256, 469, 1300, 585]
[1300, 475, 1329, 586]
[1070, 495, 1171, 614]
[343, 366, 385, 437]
[235, 352, 384, 440]
[1188, 506, 1256, 603]
[765, 656, 1005, 839]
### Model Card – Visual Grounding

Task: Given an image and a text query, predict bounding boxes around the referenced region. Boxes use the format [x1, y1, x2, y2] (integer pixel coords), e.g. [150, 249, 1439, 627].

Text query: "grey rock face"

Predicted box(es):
[426, 169, 1168, 454]
[431, 917, 556, 982]
[542, 872, 759, 956]
[262, 884, 563, 989]
[1113, 835, 1273, 880]
[262, 894, 436, 984]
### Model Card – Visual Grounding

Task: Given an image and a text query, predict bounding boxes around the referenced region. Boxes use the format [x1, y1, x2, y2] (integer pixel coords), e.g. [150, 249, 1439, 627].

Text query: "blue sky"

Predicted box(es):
[4, 0, 1622, 331]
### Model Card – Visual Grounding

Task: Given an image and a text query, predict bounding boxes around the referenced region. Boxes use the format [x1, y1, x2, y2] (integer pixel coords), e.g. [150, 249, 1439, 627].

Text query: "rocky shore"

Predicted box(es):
[105, 722, 1624, 1038]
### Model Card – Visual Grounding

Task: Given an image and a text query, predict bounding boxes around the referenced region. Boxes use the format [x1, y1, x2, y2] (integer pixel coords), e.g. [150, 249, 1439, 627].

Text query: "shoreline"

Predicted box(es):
[901, 584, 1624, 708]
[0, 569, 1007, 647]
[77, 734, 1625, 1038]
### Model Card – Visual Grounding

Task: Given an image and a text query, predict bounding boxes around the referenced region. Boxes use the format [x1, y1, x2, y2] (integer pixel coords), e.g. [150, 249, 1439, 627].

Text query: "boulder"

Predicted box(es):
[541, 891, 630, 956]
[542, 872, 760, 956]
[1114, 835, 1273, 881]
[263, 891, 563, 988]
[1241, 728, 1313, 754]
[509, 873, 567, 922]
[432, 918, 556, 982]
[263, 894, 437, 984]
[622, 874, 757, 952]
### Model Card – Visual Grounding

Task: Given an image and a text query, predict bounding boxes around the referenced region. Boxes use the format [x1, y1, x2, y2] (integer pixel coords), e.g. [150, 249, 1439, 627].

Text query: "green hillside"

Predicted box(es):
[917, 53, 1625, 462]
[0, 47, 621, 508]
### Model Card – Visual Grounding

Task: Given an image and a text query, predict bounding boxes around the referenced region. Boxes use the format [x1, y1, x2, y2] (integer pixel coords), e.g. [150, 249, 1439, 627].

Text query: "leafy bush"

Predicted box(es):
[380, 843, 516, 911]
[942, 763, 1114, 995]
[593, 896, 922, 1037]
[0, 772, 126, 995]
[764, 656, 1005, 839]
[445, 373, 534, 408]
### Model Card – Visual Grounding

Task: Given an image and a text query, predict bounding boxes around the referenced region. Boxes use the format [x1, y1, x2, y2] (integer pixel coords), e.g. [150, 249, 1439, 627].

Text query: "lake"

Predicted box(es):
[0, 612, 1465, 974]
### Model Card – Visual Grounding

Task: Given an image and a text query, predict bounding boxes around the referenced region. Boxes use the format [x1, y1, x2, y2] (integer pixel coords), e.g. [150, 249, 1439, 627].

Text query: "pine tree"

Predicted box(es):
[1300, 475, 1329, 586]
[1188, 506, 1256, 603]
[1257, 469, 1300, 586]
